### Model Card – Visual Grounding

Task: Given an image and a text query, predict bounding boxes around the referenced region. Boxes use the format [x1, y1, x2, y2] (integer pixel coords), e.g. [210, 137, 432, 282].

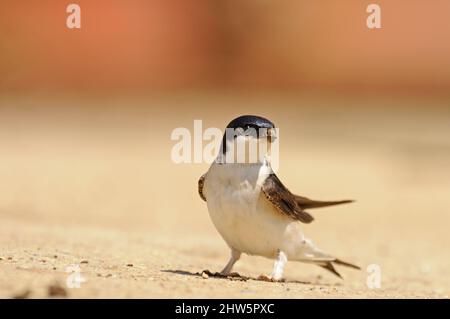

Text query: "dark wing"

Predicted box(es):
[261, 173, 354, 223]
[261, 174, 314, 223]
[198, 174, 207, 202]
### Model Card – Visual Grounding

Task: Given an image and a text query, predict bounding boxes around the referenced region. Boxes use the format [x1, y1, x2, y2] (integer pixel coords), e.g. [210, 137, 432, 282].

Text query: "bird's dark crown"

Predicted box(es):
[226, 115, 275, 131]
[218, 115, 275, 159]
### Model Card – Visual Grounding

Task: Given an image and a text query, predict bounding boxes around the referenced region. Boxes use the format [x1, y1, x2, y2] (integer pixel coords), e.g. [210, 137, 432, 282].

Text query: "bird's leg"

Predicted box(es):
[258, 250, 288, 282]
[220, 248, 241, 275]
[271, 250, 288, 281]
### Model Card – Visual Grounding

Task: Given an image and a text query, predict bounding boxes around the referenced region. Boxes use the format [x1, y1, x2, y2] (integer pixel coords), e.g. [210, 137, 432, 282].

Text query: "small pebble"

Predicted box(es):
[127, 263, 133, 267]
[80, 260, 89, 264]
[202, 272, 209, 279]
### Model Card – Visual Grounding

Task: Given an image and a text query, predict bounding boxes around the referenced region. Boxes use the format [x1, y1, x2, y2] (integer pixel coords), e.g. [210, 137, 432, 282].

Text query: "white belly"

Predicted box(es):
[203, 162, 304, 259]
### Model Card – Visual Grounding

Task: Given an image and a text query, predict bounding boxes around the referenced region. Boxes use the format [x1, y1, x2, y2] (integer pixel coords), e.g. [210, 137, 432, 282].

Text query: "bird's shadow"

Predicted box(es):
[161, 269, 340, 286]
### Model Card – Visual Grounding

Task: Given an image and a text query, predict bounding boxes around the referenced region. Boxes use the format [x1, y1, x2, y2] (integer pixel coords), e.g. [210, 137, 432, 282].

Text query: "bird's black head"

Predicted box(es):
[219, 115, 277, 159]
[225, 115, 275, 133]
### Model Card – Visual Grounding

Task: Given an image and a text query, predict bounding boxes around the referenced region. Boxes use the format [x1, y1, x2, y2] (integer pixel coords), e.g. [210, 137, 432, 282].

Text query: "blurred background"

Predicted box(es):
[2, 0, 450, 94]
[0, 0, 449, 297]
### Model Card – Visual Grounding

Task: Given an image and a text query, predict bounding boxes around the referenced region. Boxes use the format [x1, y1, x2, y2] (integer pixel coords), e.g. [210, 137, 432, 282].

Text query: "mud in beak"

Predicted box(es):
[267, 128, 277, 143]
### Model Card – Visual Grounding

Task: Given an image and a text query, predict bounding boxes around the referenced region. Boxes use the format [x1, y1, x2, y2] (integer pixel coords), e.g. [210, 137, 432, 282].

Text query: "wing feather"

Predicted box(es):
[198, 174, 207, 202]
[261, 174, 314, 223]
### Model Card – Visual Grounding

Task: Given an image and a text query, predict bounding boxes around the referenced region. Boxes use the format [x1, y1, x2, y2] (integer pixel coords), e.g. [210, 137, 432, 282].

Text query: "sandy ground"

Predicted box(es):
[0, 96, 449, 298]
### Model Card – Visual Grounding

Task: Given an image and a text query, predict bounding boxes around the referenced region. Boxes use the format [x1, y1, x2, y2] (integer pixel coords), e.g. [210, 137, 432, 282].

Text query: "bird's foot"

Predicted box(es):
[257, 274, 285, 283]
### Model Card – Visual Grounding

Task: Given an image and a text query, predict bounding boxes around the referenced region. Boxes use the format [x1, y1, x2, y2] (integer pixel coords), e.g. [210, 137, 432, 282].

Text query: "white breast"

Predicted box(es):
[203, 161, 304, 259]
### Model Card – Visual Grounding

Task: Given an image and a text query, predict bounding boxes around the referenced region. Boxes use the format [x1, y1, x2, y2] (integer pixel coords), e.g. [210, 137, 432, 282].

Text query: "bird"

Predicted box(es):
[198, 115, 360, 281]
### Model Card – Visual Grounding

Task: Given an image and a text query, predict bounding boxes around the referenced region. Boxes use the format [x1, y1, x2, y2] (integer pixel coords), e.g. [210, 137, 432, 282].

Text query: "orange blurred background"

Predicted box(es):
[1, 0, 450, 95]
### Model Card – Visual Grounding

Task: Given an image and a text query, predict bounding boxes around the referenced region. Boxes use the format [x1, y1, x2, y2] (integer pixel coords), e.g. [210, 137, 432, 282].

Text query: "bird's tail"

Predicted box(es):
[318, 258, 361, 279]
[296, 237, 360, 279]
